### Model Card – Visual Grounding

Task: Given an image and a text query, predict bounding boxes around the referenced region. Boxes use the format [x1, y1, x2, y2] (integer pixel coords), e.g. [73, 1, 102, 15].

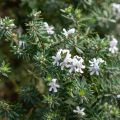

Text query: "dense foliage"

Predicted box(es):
[0, 0, 120, 120]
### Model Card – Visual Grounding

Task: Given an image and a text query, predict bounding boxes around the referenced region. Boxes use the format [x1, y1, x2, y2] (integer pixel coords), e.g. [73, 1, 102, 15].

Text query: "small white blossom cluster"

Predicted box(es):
[44, 22, 54, 35]
[109, 37, 118, 54]
[68, 55, 85, 73]
[117, 94, 120, 99]
[52, 49, 85, 73]
[62, 28, 75, 38]
[43, 22, 75, 38]
[48, 78, 60, 93]
[89, 58, 105, 75]
[111, 3, 120, 20]
[52, 49, 106, 75]
[73, 106, 85, 116]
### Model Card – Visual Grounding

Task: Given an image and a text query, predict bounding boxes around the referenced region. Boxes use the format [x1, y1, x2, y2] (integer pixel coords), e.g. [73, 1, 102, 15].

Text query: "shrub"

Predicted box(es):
[0, 1, 120, 120]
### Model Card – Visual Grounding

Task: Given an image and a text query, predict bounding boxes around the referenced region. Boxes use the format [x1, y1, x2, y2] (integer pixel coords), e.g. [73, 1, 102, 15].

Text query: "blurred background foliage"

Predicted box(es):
[0, 0, 119, 34]
[0, 0, 74, 29]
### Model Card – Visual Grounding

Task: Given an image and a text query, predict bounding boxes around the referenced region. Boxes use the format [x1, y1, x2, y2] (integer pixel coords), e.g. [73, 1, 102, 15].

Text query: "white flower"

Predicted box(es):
[112, 3, 120, 13]
[52, 49, 85, 73]
[111, 3, 120, 19]
[68, 56, 78, 73]
[52, 49, 62, 66]
[68, 56, 85, 73]
[44, 22, 54, 35]
[61, 49, 70, 54]
[117, 94, 120, 99]
[48, 79, 60, 92]
[52, 49, 71, 68]
[89, 62, 100, 75]
[89, 58, 105, 75]
[74, 56, 85, 73]
[73, 106, 85, 116]
[62, 28, 75, 38]
[97, 58, 105, 64]
[60, 51, 72, 70]
[109, 37, 118, 54]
